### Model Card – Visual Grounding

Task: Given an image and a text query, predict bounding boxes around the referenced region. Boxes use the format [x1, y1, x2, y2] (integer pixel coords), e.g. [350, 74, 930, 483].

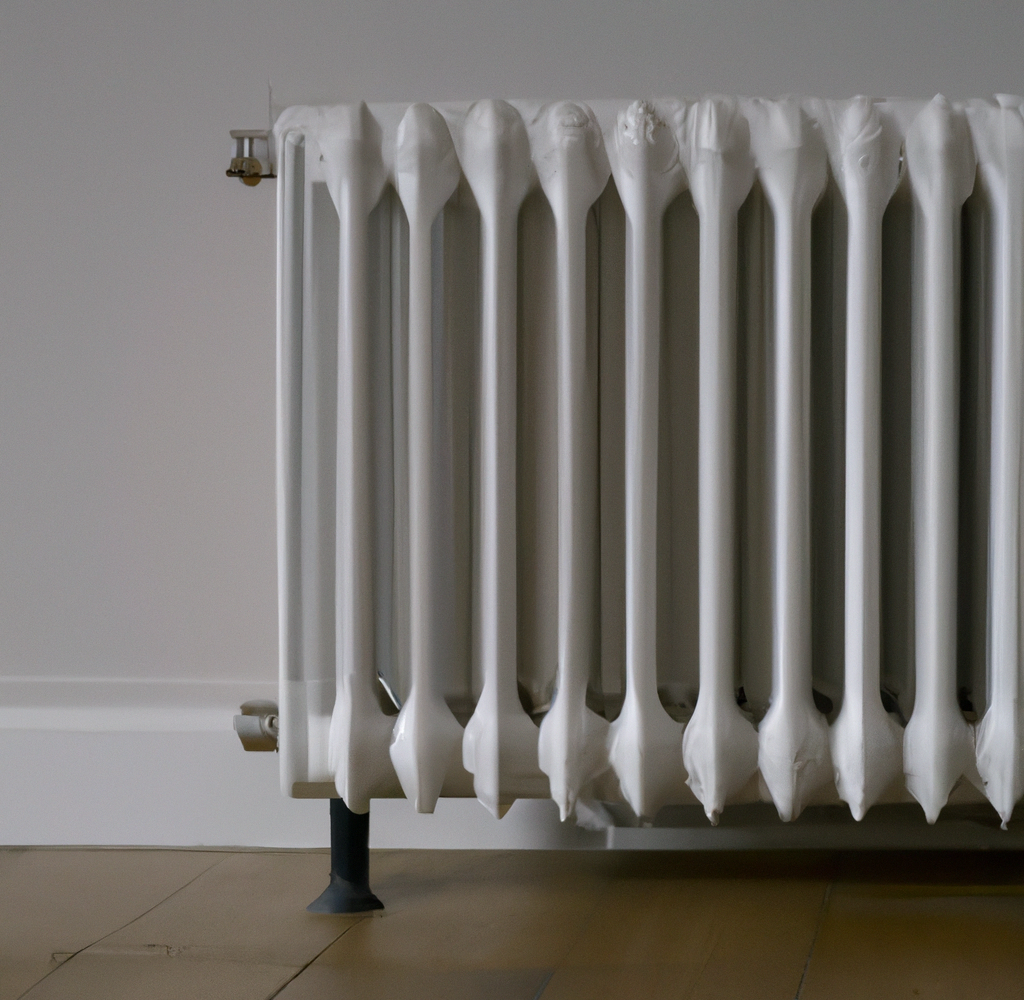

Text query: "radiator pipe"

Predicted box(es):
[751, 99, 831, 822]
[606, 99, 689, 821]
[902, 95, 979, 823]
[307, 799, 383, 913]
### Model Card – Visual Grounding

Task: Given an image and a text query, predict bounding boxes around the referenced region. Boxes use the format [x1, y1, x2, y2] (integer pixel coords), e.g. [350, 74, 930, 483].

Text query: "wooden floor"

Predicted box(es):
[1, 848, 1023, 999]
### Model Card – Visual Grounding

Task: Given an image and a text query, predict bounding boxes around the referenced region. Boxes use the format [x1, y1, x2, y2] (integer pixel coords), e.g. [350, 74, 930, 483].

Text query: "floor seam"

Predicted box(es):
[263, 919, 366, 999]
[682, 917, 723, 1000]
[15, 851, 231, 999]
[534, 878, 613, 998]
[793, 880, 833, 1000]
[532, 969, 556, 999]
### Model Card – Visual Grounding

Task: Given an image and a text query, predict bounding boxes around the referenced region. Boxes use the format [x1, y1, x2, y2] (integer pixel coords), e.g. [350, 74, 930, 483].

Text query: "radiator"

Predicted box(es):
[271, 96, 1024, 831]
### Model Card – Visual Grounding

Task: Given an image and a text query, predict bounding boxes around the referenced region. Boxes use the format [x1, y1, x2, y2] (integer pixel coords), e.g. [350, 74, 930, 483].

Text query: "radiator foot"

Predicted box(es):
[307, 798, 384, 914]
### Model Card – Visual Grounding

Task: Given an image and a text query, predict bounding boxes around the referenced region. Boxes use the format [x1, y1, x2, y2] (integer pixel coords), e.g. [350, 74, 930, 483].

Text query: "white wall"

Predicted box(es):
[2, 0, 1023, 846]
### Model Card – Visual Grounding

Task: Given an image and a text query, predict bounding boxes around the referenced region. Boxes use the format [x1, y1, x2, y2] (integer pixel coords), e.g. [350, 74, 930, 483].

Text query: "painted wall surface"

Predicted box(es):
[1, 0, 1022, 846]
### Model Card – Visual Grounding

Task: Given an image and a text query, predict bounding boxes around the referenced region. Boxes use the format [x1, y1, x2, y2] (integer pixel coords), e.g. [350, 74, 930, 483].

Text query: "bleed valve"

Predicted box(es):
[227, 130, 275, 186]
[233, 700, 279, 751]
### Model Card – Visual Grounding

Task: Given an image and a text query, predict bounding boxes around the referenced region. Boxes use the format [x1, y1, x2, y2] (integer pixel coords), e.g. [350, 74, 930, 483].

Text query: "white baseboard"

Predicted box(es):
[0, 728, 602, 849]
[0, 729, 326, 847]
[2, 678, 1021, 850]
[0, 677, 593, 848]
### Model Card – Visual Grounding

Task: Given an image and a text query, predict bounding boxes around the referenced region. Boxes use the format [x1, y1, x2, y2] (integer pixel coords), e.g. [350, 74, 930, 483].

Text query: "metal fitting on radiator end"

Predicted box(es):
[233, 700, 279, 751]
[226, 130, 276, 186]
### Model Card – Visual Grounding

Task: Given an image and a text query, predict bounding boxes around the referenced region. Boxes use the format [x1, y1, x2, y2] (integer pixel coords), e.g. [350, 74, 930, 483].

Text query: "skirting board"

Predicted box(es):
[0, 676, 331, 848]
[0, 727, 1021, 849]
[1, 679, 1021, 848]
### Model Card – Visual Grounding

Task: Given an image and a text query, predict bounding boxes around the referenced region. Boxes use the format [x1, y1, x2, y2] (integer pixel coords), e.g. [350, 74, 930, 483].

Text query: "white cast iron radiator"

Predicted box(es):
[270, 96, 1024, 831]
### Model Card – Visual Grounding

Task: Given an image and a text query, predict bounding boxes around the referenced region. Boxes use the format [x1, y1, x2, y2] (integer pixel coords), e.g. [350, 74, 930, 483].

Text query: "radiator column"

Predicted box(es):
[321, 103, 398, 813]
[828, 98, 904, 819]
[903, 95, 980, 823]
[460, 101, 543, 818]
[607, 100, 689, 820]
[389, 104, 465, 814]
[973, 96, 1024, 828]
[682, 97, 760, 824]
[277, 130, 307, 795]
[535, 102, 613, 821]
[752, 100, 831, 822]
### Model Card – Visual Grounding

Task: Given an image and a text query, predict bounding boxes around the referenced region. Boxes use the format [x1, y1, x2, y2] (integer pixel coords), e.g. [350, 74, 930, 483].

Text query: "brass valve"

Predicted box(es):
[226, 131, 275, 186]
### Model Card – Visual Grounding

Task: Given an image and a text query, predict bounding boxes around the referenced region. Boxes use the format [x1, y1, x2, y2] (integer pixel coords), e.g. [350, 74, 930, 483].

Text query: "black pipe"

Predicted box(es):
[306, 798, 384, 913]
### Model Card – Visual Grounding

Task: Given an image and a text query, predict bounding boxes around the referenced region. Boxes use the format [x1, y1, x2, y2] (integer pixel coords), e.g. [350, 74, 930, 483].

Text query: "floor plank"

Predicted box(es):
[93, 851, 356, 967]
[20, 954, 293, 1000]
[3, 847, 1024, 1000]
[0, 848, 220, 1000]
[799, 883, 1024, 1000]
[544, 877, 826, 1000]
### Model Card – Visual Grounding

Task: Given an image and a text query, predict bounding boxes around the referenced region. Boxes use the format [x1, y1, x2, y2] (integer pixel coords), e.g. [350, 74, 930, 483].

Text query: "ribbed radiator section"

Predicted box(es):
[274, 96, 1024, 829]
